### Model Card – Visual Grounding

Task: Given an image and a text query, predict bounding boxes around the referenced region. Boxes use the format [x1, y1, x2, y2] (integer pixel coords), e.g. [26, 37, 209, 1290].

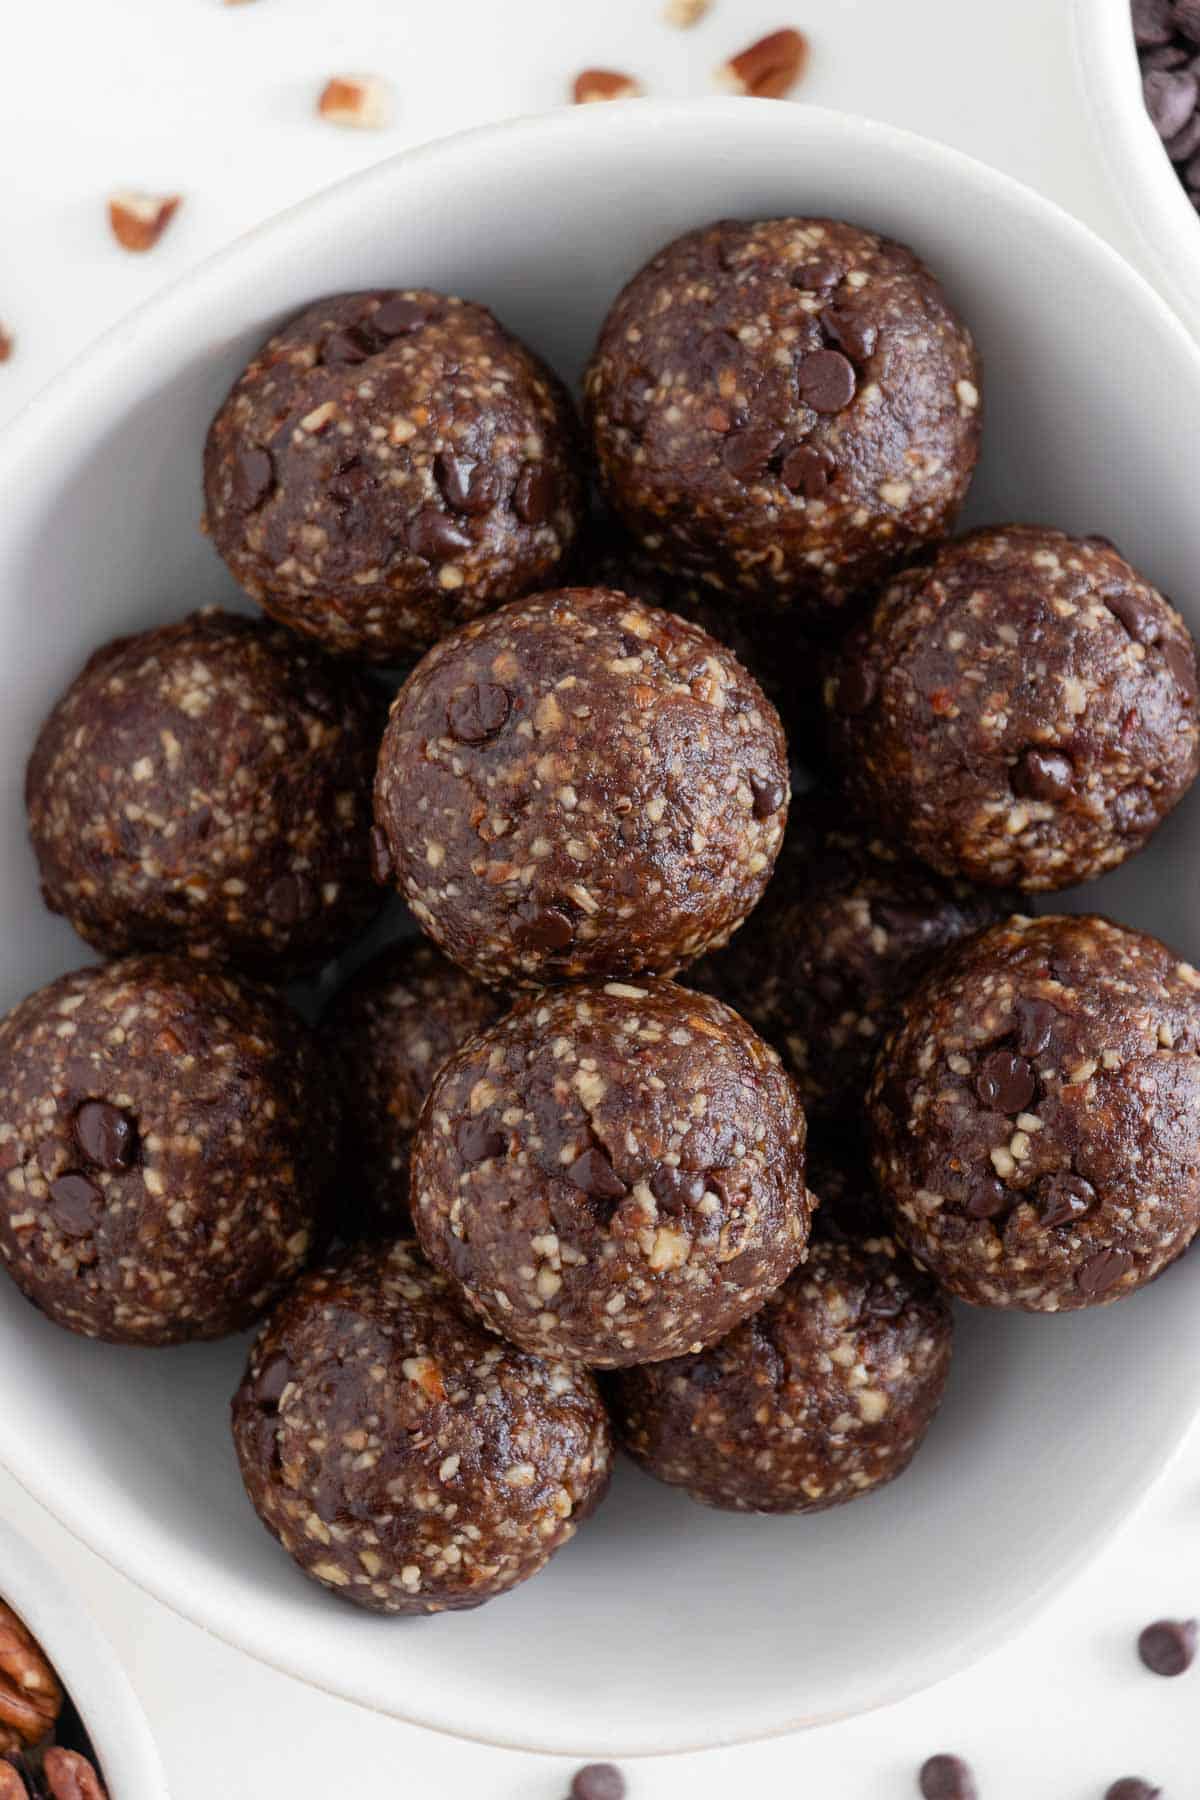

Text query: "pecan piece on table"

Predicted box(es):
[0, 1604, 62, 1753]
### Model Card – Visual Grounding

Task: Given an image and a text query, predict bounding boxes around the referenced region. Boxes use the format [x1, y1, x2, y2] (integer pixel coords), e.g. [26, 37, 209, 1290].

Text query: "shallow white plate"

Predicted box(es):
[2, 99, 1200, 1757]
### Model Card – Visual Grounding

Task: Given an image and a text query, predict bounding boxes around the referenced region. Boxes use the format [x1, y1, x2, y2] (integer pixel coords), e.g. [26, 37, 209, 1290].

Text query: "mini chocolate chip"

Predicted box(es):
[569, 1765, 626, 1800]
[1013, 997, 1060, 1057]
[265, 872, 316, 927]
[835, 659, 879, 715]
[650, 1166, 707, 1214]
[1163, 633, 1197, 700]
[1138, 1616, 1196, 1676]
[253, 1351, 292, 1411]
[447, 681, 511, 744]
[566, 1147, 628, 1202]
[822, 307, 878, 362]
[1143, 68, 1199, 139]
[1011, 747, 1074, 802]
[369, 825, 393, 885]
[1037, 1171, 1096, 1229]
[434, 451, 500, 517]
[321, 327, 371, 366]
[965, 1177, 1010, 1220]
[407, 507, 472, 563]
[749, 772, 785, 818]
[975, 1050, 1036, 1114]
[918, 1753, 978, 1800]
[780, 442, 836, 498]
[370, 296, 434, 338]
[455, 1117, 505, 1165]
[233, 447, 273, 510]
[1106, 1780, 1162, 1800]
[48, 1172, 102, 1236]
[509, 902, 574, 952]
[790, 257, 842, 289]
[1077, 1247, 1135, 1296]
[797, 347, 857, 412]
[721, 425, 785, 482]
[1134, 0, 1173, 42]
[74, 1100, 137, 1172]
[513, 463, 556, 525]
[1104, 586, 1163, 644]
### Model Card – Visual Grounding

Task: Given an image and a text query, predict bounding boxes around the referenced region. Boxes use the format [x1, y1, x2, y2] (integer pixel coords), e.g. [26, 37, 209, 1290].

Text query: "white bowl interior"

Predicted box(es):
[2, 100, 1200, 1756]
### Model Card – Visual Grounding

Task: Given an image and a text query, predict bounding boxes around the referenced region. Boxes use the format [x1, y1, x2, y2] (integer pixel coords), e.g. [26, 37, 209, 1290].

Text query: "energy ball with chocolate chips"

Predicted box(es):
[689, 796, 1009, 1125]
[232, 1238, 611, 1613]
[585, 217, 981, 626]
[826, 526, 1200, 891]
[870, 914, 1200, 1312]
[410, 978, 811, 1367]
[203, 290, 585, 663]
[0, 955, 335, 1345]
[610, 1232, 952, 1513]
[374, 587, 790, 988]
[26, 610, 384, 976]
[319, 937, 505, 1238]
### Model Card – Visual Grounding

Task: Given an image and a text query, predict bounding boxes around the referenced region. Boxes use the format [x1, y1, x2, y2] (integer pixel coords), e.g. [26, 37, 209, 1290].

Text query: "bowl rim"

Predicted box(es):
[3, 94, 1200, 1756]
[0, 1515, 170, 1797]
[1071, 0, 1200, 340]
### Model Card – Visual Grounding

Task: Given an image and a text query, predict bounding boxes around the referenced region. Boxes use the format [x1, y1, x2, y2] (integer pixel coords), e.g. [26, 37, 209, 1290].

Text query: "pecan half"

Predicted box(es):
[43, 1748, 108, 1800]
[0, 1764, 28, 1800]
[717, 27, 809, 98]
[0, 1605, 62, 1753]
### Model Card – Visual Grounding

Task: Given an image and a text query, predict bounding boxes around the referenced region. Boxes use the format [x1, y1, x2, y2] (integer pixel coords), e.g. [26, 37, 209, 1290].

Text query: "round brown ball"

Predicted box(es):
[203, 290, 585, 663]
[373, 588, 790, 988]
[0, 955, 334, 1345]
[411, 978, 811, 1368]
[231, 1238, 612, 1614]
[585, 217, 981, 625]
[319, 937, 505, 1238]
[688, 796, 1009, 1125]
[26, 609, 384, 977]
[870, 913, 1200, 1312]
[826, 526, 1200, 891]
[610, 1234, 952, 1513]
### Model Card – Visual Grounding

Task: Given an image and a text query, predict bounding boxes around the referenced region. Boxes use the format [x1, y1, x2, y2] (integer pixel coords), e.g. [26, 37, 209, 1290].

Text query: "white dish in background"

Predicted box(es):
[1074, 0, 1200, 340]
[1, 98, 1200, 1757]
[0, 1517, 169, 1799]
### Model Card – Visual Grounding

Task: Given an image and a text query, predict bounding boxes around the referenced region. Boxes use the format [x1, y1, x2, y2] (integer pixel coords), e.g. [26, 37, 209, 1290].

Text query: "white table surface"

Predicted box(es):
[2, 1, 1197, 1794]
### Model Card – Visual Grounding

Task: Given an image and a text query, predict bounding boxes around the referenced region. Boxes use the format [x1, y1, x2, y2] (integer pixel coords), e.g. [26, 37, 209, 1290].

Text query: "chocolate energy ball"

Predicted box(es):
[411, 978, 811, 1368]
[26, 609, 384, 977]
[826, 526, 1200, 891]
[870, 913, 1200, 1312]
[374, 587, 790, 988]
[203, 290, 585, 663]
[688, 797, 1009, 1125]
[610, 1232, 952, 1513]
[584, 217, 981, 625]
[319, 937, 505, 1238]
[232, 1238, 611, 1614]
[0, 955, 334, 1345]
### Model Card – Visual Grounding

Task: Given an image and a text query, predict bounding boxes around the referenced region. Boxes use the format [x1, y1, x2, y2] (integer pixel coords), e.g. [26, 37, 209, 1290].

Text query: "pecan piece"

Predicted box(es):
[663, 0, 711, 23]
[572, 69, 643, 104]
[0, 1603, 62, 1752]
[0, 1765, 28, 1800]
[717, 27, 809, 98]
[107, 192, 181, 254]
[0, 325, 12, 365]
[43, 1749, 108, 1800]
[317, 75, 393, 129]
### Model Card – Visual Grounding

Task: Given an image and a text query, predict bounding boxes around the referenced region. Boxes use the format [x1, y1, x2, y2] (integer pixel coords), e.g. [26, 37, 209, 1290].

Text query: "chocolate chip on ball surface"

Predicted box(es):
[585, 217, 981, 625]
[26, 609, 384, 977]
[610, 1232, 952, 1513]
[0, 955, 335, 1345]
[826, 526, 1199, 891]
[203, 290, 586, 663]
[373, 587, 790, 988]
[319, 937, 505, 1238]
[231, 1238, 611, 1613]
[410, 979, 810, 1367]
[870, 914, 1200, 1312]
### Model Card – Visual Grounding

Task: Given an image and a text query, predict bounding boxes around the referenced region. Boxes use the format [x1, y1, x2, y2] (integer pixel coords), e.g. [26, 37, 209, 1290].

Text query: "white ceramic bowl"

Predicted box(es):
[2, 99, 1200, 1758]
[1074, 0, 1200, 339]
[0, 1518, 169, 1798]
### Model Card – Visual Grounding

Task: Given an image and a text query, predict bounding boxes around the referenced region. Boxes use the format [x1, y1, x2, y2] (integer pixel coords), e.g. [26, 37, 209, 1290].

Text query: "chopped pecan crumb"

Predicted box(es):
[0, 325, 12, 364]
[664, 0, 712, 23]
[572, 69, 644, 104]
[107, 191, 181, 253]
[717, 27, 809, 97]
[317, 74, 393, 129]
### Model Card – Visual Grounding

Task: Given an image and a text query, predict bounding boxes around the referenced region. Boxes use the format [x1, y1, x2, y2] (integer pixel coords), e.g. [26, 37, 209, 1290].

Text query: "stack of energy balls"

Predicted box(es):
[5, 216, 1199, 1619]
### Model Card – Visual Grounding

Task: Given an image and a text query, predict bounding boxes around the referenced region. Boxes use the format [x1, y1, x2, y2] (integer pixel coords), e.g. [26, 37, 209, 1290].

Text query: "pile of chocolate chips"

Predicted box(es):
[1134, 0, 1200, 206]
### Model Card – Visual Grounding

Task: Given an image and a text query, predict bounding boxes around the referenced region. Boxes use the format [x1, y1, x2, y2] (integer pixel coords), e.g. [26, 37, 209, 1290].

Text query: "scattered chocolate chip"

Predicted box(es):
[918, 1752, 978, 1800]
[797, 346, 857, 412]
[1077, 1247, 1135, 1295]
[74, 1100, 137, 1172]
[965, 1177, 1010, 1220]
[974, 1050, 1036, 1113]
[265, 872, 316, 926]
[1143, 67, 1199, 138]
[1162, 634, 1197, 700]
[234, 447, 273, 510]
[434, 451, 500, 516]
[509, 901, 574, 952]
[1106, 1779, 1163, 1799]
[1104, 586, 1163, 644]
[1011, 747, 1074, 802]
[513, 463, 556, 525]
[749, 772, 786, 818]
[370, 296, 433, 338]
[1134, 0, 1173, 42]
[650, 1166, 707, 1213]
[566, 1147, 628, 1201]
[1138, 1616, 1197, 1676]
[569, 1766, 626, 1800]
[790, 257, 842, 289]
[835, 659, 879, 715]
[822, 306, 878, 362]
[447, 681, 511, 744]
[780, 442, 835, 497]
[253, 1350, 292, 1411]
[369, 825, 393, 885]
[321, 327, 372, 365]
[47, 1172, 102, 1238]
[455, 1117, 505, 1164]
[722, 425, 785, 481]
[1037, 1171, 1096, 1228]
[407, 507, 473, 563]
[1013, 997, 1060, 1057]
